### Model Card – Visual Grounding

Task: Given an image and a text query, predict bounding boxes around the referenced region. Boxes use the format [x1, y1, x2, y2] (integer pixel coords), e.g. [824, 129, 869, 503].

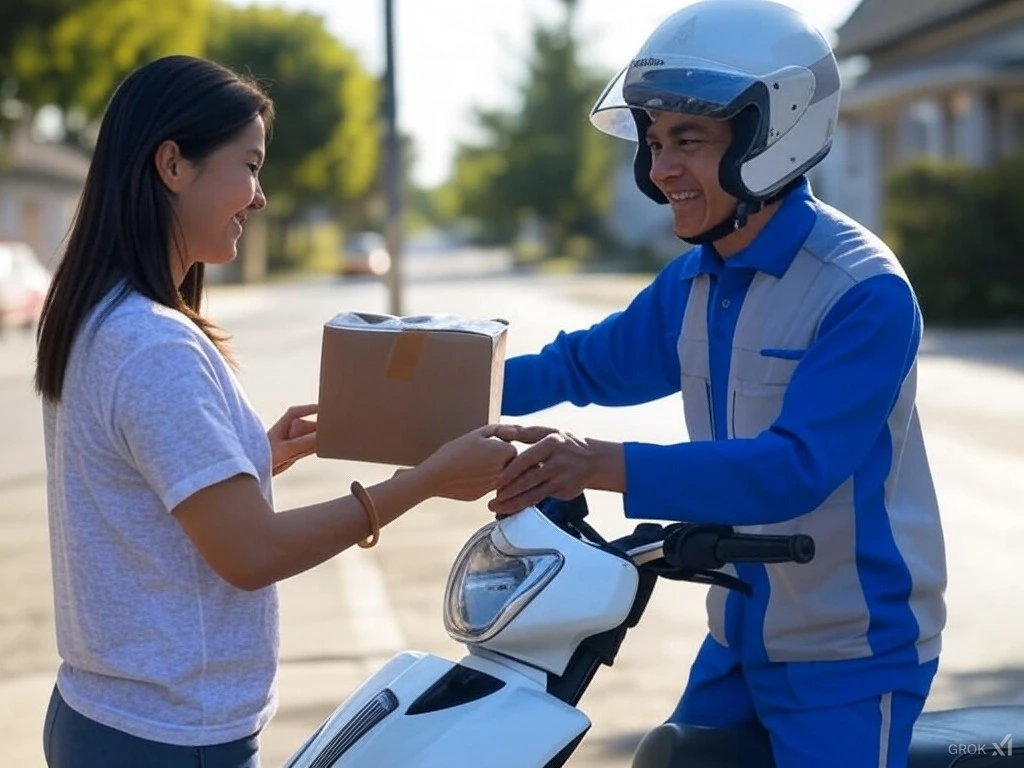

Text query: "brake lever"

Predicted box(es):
[625, 539, 754, 596]
[648, 564, 753, 596]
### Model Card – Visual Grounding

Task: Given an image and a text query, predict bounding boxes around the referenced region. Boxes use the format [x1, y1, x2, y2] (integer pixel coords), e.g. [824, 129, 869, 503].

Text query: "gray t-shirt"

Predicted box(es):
[42, 288, 278, 746]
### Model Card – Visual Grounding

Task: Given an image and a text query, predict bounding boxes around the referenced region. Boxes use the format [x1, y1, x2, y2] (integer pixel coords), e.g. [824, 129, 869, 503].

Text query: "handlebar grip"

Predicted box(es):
[714, 534, 815, 565]
[661, 526, 815, 571]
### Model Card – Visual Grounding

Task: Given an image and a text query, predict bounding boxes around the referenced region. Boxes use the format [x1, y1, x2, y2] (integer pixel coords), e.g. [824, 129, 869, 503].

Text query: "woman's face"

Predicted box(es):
[159, 116, 267, 283]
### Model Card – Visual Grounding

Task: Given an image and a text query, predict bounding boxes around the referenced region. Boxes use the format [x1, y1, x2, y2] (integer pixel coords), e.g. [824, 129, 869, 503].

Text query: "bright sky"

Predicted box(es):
[234, 0, 862, 186]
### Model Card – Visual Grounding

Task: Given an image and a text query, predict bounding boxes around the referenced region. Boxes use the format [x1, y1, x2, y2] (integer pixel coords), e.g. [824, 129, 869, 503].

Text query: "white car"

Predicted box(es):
[0, 240, 51, 334]
[339, 232, 391, 278]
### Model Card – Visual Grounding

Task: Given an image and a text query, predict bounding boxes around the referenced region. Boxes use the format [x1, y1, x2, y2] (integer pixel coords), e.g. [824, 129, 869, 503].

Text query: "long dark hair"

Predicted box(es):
[35, 55, 275, 401]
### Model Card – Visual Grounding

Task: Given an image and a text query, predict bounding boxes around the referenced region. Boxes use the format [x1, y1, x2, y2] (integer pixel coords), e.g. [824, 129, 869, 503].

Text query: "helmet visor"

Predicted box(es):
[590, 56, 763, 141]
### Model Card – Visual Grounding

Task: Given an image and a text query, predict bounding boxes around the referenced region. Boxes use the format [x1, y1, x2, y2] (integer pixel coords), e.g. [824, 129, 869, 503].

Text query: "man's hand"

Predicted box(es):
[267, 404, 318, 476]
[487, 425, 626, 516]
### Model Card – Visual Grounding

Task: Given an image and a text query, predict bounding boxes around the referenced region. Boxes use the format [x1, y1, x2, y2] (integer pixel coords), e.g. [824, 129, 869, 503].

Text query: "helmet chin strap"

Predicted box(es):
[678, 200, 763, 246]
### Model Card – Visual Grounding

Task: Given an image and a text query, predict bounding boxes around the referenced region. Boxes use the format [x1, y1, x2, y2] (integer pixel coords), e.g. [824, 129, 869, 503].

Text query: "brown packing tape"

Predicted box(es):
[385, 330, 427, 382]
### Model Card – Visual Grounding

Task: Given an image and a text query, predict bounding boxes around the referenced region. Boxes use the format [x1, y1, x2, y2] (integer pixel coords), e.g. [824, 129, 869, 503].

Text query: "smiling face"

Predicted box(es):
[156, 116, 267, 284]
[645, 111, 736, 241]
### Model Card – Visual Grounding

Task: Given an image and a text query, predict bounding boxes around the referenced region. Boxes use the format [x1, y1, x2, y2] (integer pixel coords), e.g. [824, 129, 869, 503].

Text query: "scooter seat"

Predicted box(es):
[631, 707, 1024, 768]
[909, 706, 1024, 767]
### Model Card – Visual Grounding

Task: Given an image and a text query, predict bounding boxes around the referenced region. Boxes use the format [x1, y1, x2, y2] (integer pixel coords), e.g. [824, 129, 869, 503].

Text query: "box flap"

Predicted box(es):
[326, 311, 508, 339]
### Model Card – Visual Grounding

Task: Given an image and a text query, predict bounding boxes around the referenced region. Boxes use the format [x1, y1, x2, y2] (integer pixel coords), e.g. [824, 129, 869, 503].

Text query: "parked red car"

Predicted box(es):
[0, 240, 51, 334]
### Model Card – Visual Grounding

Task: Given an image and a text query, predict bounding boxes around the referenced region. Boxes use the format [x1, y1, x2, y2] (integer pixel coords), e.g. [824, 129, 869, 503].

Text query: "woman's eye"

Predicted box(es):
[247, 163, 260, 174]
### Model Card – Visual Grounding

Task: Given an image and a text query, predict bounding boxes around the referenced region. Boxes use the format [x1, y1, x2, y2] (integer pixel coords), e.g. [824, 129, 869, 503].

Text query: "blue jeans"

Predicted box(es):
[43, 686, 260, 768]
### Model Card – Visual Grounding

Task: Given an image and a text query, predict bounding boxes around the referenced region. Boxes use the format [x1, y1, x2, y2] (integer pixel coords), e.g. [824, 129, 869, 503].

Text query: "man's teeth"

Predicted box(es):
[670, 191, 700, 201]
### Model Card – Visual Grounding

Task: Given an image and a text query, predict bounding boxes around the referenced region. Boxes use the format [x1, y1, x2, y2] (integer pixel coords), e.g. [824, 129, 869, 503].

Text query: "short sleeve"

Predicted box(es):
[109, 335, 260, 513]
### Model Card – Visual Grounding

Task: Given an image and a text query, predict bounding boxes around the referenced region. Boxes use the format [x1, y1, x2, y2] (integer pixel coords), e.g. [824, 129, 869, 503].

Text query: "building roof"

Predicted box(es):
[0, 128, 91, 187]
[835, 0, 1001, 58]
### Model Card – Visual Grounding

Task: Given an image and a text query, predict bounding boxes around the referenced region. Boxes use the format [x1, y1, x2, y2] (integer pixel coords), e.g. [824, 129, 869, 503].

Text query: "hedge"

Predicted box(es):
[885, 154, 1024, 325]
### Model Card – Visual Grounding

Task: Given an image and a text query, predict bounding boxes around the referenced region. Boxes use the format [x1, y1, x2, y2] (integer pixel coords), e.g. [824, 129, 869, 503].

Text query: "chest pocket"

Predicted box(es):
[729, 347, 804, 439]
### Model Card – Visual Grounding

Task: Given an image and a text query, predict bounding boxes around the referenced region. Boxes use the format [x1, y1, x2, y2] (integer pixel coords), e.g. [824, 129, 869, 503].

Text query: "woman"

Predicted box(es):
[34, 55, 516, 767]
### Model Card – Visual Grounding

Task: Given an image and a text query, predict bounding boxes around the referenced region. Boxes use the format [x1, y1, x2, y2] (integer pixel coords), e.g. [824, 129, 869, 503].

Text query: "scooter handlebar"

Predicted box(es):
[661, 525, 815, 571]
[714, 533, 815, 566]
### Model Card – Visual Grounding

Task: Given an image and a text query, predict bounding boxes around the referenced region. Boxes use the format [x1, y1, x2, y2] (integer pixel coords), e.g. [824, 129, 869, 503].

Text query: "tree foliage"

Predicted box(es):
[0, 0, 77, 81]
[4, 0, 212, 129]
[1, 0, 387, 276]
[206, 4, 380, 214]
[1, 1, 380, 214]
[448, 0, 615, 251]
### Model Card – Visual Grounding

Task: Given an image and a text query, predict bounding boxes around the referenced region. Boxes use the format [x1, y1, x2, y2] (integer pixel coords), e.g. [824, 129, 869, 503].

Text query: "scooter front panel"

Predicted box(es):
[284, 650, 591, 767]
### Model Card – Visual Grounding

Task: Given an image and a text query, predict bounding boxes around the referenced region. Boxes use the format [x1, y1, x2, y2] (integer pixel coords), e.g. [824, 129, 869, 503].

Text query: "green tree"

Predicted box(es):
[449, 0, 614, 253]
[4, 0, 212, 137]
[0, 0, 77, 86]
[206, 4, 380, 271]
[207, 4, 379, 215]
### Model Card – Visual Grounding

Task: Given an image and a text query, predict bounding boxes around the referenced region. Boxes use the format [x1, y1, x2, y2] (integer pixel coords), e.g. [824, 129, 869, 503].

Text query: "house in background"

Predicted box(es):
[816, 0, 1024, 234]
[0, 127, 90, 269]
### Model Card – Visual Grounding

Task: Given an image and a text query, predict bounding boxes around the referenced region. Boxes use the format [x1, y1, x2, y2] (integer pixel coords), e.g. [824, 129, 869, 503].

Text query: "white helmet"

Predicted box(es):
[590, 0, 840, 238]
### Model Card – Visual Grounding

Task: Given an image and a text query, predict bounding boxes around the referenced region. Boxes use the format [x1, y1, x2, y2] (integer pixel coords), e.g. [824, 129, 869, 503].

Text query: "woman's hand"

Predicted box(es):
[267, 404, 318, 476]
[416, 424, 518, 501]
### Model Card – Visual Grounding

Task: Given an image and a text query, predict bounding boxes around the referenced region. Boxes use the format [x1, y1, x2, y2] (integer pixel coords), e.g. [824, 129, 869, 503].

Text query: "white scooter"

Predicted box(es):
[283, 495, 1022, 767]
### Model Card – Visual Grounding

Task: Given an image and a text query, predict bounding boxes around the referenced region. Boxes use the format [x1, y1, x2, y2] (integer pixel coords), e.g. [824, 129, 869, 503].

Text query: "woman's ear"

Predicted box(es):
[154, 139, 189, 193]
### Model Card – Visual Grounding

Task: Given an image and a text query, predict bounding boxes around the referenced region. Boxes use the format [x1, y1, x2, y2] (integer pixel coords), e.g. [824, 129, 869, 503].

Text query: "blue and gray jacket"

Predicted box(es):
[502, 180, 946, 701]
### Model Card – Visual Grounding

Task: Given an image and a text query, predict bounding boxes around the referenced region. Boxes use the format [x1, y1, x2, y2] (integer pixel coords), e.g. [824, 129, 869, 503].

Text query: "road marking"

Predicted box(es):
[334, 547, 406, 661]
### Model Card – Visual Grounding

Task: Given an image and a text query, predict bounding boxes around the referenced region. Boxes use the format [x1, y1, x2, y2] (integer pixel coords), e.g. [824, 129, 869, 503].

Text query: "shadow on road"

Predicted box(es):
[585, 730, 647, 760]
[920, 329, 1024, 373]
[936, 666, 1024, 708]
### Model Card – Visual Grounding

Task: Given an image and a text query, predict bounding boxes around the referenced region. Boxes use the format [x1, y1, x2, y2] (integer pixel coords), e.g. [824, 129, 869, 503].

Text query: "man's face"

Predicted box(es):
[645, 111, 735, 239]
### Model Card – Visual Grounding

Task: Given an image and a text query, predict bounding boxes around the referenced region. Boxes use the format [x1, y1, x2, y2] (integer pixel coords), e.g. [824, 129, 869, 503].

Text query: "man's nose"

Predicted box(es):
[649, 149, 683, 186]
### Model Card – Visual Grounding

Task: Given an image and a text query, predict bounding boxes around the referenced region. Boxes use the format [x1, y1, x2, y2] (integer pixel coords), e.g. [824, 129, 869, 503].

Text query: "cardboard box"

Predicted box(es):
[316, 312, 509, 466]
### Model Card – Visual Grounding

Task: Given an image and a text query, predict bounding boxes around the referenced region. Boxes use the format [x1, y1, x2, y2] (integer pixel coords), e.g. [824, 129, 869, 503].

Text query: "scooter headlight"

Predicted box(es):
[443, 523, 563, 643]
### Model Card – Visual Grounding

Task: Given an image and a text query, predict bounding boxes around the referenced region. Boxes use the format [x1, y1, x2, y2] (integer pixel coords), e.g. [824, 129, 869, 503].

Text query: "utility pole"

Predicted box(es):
[382, 0, 404, 316]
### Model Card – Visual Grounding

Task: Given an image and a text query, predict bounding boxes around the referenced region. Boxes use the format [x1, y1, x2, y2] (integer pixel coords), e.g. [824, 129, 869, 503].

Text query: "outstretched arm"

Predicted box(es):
[491, 274, 922, 525]
[502, 261, 690, 416]
[173, 424, 515, 591]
